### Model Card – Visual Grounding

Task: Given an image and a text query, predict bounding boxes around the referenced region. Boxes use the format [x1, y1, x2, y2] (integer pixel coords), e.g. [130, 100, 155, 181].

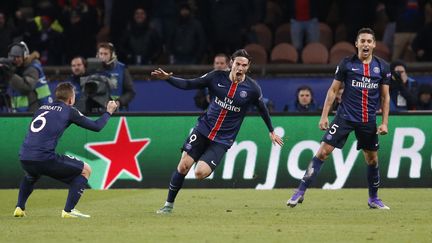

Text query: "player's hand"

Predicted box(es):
[106, 100, 118, 115]
[377, 124, 388, 135]
[269, 131, 284, 146]
[319, 117, 329, 130]
[151, 68, 173, 80]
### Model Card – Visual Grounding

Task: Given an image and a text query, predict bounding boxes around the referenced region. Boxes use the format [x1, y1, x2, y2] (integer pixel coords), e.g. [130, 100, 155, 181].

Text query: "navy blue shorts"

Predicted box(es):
[182, 129, 229, 171]
[20, 154, 84, 184]
[322, 116, 379, 151]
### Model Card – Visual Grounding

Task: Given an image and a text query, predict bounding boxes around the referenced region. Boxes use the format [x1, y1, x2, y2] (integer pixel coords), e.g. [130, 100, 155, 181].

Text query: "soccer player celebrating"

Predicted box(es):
[287, 27, 391, 210]
[14, 82, 118, 218]
[151, 49, 284, 214]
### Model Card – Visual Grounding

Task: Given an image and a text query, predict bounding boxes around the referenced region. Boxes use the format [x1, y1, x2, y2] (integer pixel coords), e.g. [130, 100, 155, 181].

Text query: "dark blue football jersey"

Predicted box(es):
[19, 101, 111, 161]
[334, 55, 391, 123]
[166, 70, 274, 146]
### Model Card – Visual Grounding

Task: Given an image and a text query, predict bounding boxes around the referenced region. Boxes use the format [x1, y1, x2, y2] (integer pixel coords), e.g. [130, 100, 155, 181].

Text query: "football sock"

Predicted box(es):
[298, 156, 324, 192]
[367, 164, 380, 199]
[16, 175, 38, 210]
[166, 170, 186, 203]
[64, 175, 88, 212]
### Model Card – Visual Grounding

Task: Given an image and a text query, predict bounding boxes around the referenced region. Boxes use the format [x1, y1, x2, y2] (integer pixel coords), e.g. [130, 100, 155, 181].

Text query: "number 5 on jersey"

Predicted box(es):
[329, 124, 339, 135]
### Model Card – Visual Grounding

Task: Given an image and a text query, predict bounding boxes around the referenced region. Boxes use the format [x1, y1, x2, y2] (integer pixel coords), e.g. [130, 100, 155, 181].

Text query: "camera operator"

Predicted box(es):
[0, 42, 52, 112]
[95, 42, 135, 110]
[389, 60, 417, 111]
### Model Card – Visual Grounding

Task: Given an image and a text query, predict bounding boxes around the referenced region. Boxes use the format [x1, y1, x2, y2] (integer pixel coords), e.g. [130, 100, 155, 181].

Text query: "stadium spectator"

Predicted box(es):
[287, 28, 391, 210]
[412, 1, 432, 62]
[338, 0, 378, 42]
[212, 53, 230, 71]
[23, 15, 64, 65]
[389, 60, 417, 111]
[0, 11, 15, 57]
[1, 41, 52, 112]
[415, 83, 432, 110]
[146, 0, 178, 47]
[284, 85, 320, 112]
[204, 0, 250, 54]
[288, 0, 320, 53]
[168, 3, 206, 64]
[412, 22, 432, 61]
[119, 7, 162, 65]
[62, 4, 99, 62]
[151, 49, 283, 214]
[13, 82, 117, 218]
[391, 0, 423, 62]
[65, 56, 87, 100]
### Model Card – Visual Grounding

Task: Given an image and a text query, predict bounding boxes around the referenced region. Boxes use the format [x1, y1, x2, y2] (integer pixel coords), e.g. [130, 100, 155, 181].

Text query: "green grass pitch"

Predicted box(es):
[1, 189, 431, 243]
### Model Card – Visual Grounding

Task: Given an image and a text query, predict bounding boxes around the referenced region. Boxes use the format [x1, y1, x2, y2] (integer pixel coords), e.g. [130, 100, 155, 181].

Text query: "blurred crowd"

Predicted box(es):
[1, 0, 432, 66]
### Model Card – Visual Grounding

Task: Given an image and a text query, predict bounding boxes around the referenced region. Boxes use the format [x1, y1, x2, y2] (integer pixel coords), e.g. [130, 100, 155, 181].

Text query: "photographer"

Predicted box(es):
[390, 60, 417, 111]
[0, 42, 52, 112]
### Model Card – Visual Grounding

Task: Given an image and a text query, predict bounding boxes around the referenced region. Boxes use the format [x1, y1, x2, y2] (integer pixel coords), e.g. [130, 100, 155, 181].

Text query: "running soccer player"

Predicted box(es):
[287, 27, 391, 210]
[151, 49, 284, 214]
[13, 82, 117, 218]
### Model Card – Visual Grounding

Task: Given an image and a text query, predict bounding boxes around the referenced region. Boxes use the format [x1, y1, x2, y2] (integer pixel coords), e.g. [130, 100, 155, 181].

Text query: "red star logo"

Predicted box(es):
[86, 117, 150, 189]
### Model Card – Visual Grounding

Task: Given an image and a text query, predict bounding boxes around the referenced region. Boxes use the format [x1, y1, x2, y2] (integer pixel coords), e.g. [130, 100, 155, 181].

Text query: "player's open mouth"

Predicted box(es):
[362, 49, 370, 55]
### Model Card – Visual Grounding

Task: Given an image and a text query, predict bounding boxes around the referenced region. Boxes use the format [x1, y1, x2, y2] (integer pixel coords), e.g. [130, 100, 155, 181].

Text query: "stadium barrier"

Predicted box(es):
[1, 113, 431, 189]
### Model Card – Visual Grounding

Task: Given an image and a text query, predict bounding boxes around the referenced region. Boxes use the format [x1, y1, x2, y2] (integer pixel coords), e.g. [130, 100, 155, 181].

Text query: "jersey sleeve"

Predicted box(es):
[334, 58, 348, 81]
[166, 71, 213, 90]
[381, 61, 391, 85]
[253, 83, 274, 132]
[70, 107, 111, 132]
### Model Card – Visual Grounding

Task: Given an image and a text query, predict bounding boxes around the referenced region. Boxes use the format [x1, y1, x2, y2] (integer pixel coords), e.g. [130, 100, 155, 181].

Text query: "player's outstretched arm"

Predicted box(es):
[151, 68, 210, 90]
[269, 131, 284, 146]
[319, 79, 342, 130]
[71, 101, 117, 132]
[151, 68, 173, 80]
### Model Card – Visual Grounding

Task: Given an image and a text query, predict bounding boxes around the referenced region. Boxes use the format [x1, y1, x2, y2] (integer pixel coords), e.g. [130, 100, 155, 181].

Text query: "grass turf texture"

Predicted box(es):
[1, 189, 431, 243]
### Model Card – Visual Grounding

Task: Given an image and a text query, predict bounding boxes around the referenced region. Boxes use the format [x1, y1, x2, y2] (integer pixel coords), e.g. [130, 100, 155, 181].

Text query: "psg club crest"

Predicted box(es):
[240, 91, 247, 98]
[373, 67, 380, 74]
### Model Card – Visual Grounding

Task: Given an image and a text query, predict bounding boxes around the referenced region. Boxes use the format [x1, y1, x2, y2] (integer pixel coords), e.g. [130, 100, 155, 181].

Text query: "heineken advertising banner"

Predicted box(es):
[0, 115, 431, 189]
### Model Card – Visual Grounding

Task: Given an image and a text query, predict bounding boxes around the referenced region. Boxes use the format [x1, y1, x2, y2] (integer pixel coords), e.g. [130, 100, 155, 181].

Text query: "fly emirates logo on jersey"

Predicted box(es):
[351, 76, 379, 89]
[214, 96, 241, 112]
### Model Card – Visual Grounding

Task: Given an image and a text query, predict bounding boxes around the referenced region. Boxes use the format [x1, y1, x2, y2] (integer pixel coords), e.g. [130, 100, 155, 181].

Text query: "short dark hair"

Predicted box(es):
[231, 49, 251, 63]
[214, 53, 229, 63]
[390, 59, 407, 71]
[55, 82, 75, 102]
[71, 56, 87, 68]
[356, 27, 376, 41]
[296, 85, 314, 96]
[97, 42, 115, 55]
